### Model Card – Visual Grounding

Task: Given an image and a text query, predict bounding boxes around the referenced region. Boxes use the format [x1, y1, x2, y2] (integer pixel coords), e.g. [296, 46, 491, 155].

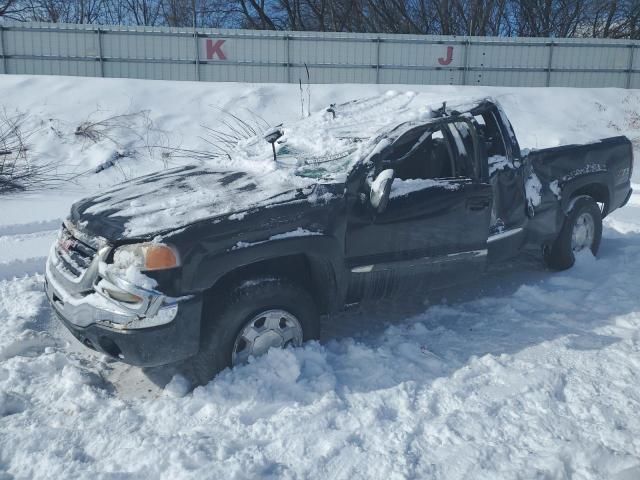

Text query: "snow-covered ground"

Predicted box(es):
[1, 75, 640, 479]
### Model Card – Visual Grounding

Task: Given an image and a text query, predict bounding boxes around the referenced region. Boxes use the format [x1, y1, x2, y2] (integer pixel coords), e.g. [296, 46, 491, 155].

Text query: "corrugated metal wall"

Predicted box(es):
[0, 22, 638, 88]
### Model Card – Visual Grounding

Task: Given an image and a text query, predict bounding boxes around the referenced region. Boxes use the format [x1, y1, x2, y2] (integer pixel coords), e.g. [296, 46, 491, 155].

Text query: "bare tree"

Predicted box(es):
[124, 0, 162, 25]
[0, 0, 30, 19]
[1, 0, 638, 39]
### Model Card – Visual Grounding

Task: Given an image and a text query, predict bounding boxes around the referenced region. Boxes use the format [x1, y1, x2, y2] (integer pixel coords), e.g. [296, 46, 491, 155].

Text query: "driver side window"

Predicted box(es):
[387, 127, 455, 181]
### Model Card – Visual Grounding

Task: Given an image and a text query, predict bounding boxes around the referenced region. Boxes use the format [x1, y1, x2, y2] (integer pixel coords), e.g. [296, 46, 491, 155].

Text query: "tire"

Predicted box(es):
[186, 277, 320, 386]
[544, 196, 602, 271]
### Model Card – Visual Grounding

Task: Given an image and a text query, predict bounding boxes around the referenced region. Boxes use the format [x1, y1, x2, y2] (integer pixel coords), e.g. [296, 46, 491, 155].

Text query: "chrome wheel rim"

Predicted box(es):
[571, 212, 595, 252]
[231, 309, 303, 366]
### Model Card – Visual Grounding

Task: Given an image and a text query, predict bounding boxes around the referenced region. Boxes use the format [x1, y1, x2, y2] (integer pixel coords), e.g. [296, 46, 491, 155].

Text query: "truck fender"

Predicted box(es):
[564, 194, 593, 215]
[560, 180, 610, 217]
[192, 236, 349, 314]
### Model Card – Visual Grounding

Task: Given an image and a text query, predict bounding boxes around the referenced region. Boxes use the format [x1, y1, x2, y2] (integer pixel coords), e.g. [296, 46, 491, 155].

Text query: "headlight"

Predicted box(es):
[113, 243, 180, 271]
[95, 242, 185, 324]
[102, 285, 143, 304]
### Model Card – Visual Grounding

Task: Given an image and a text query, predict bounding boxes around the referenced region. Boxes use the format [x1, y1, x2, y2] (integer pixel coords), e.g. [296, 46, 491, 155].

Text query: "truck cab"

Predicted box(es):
[346, 101, 529, 301]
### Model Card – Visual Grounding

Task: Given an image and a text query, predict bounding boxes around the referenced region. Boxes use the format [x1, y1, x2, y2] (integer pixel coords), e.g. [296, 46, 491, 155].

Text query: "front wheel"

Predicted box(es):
[187, 277, 320, 386]
[544, 196, 602, 271]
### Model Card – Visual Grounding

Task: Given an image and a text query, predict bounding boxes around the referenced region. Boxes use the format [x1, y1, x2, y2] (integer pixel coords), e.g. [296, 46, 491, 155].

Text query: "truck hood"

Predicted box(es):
[70, 165, 326, 241]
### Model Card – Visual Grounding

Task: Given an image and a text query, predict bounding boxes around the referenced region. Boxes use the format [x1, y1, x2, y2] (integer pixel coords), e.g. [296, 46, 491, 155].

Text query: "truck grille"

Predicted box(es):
[55, 224, 97, 279]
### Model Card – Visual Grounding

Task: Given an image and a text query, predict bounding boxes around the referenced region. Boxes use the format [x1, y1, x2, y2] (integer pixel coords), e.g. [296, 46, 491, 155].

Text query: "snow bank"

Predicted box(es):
[0, 75, 640, 479]
[3, 231, 640, 478]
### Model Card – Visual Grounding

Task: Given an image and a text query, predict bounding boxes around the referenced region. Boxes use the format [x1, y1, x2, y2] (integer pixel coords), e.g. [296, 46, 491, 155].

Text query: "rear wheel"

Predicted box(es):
[187, 277, 320, 386]
[544, 196, 602, 270]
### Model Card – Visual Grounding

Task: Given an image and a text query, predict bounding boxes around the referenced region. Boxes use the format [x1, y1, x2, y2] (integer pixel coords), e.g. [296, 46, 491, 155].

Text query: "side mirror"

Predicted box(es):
[369, 169, 394, 213]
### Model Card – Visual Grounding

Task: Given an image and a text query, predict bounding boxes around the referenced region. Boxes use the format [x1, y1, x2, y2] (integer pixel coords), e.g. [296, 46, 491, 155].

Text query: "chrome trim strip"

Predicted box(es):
[351, 265, 374, 273]
[487, 227, 524, 243]
[350, 249, 487, 273]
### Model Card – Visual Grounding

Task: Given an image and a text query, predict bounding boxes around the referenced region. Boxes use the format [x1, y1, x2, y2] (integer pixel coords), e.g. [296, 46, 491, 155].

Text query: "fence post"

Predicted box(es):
[0, 25, 5, 75]
[627, 44, 634, 89]
[375, 37, 381, 84]
[286, 35, 291, 83]
[194, 29, 200, 81]
[462, 38, 470, 85]
[96, 28, 104, 77]
[546, 41, 554, 87]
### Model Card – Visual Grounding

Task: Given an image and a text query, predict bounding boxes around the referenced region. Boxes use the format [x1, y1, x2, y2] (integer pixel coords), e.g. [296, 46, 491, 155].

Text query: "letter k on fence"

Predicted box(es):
[206, 39, 227, 60]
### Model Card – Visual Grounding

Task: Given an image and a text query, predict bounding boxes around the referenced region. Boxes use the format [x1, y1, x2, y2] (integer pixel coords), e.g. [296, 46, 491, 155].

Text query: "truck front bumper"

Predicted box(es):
[45, 248, 203, 367]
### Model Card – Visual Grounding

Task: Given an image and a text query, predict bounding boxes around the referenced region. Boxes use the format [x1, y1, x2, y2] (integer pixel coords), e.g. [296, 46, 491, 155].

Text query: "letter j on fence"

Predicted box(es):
[438, 46, 453, 66]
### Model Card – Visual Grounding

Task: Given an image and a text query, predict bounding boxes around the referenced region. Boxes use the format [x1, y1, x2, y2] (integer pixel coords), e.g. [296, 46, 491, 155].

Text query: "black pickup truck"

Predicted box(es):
[45, 98, 633, 384]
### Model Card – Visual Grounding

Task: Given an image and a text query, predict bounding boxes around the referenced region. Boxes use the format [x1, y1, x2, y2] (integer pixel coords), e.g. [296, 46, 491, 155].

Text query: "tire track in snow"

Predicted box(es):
[0, 219, 61, 237]
[0, 222, 60, 280]
[0, 257, 48, 281]
[0, 231, 56, 260]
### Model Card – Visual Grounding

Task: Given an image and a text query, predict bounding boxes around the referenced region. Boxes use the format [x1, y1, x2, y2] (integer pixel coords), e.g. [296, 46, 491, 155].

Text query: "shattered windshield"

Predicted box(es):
[275, 142, 363, 179]
[228, 92, 430, 181]
[227, 123, 371, 182]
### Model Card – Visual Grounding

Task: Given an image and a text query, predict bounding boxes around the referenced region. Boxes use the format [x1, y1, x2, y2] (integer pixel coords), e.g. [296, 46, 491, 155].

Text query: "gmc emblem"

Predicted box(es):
[59, 238, 77, 252]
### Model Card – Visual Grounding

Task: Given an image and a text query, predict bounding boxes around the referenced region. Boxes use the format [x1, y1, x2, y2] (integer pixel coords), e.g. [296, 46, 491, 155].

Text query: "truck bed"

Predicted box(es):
[523, 136, 633, 245]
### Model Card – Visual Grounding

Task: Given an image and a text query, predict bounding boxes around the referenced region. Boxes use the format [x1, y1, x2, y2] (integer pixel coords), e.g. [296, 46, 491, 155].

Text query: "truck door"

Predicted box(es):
[470, 105, 528, 262]
[346, 119, 493, 298]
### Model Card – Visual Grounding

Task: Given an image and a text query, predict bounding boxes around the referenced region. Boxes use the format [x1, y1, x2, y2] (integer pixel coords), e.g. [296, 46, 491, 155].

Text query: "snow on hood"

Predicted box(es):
[74, 166, 315, 238]
[71, 92, 501, 239]
[68, 92, 424, 238]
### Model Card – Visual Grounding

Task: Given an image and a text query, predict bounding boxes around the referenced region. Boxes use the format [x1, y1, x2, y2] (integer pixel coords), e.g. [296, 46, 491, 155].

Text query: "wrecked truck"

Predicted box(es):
[44, 97, 634, 384]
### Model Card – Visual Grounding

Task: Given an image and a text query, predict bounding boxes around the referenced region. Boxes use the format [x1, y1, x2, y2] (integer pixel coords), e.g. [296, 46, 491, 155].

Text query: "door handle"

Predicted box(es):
[466, 197, 490, 211]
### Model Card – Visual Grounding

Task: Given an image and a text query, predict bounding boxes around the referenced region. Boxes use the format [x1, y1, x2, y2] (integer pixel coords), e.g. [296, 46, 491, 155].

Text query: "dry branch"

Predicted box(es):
[75, 110, 152, 148]
[0, 110, 70, 194]
[156, 107, 270, 163]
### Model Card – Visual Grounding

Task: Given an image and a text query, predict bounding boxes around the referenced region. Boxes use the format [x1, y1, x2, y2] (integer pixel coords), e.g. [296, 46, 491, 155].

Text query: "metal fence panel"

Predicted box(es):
[379, 67, 461, 86]
[8, 28, 97, 58]
[632, 48, 640, 88]
[472, 70, 548, 87]
[552, 44, 629, 70]
[380, 41, 459, 68]
[552, 70, 628, 88]
[105, 60, 195, 81]
[8, 57, 100, 76]
[201, 64, 285, 83]
[102, 32, 193, 61]
[468, 43, 549, 69]
[223, 36, 287, 64]
[0, 22, 638, 89]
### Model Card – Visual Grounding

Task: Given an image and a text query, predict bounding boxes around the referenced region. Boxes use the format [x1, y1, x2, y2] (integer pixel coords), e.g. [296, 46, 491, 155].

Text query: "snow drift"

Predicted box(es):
[0, 75, 640, 479]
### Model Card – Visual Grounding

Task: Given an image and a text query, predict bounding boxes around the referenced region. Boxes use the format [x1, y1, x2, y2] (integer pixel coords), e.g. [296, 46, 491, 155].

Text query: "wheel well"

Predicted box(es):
[569, 183, 609, 216]
[205, 254, 334, 315]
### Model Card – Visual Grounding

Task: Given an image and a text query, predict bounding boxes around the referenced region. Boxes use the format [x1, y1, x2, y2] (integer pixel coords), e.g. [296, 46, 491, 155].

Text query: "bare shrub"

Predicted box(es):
[157, 107, 270, 163]
[0, 110, 76, 193]
[75, 110, 153, 148]
[72, 109, 171, 179]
